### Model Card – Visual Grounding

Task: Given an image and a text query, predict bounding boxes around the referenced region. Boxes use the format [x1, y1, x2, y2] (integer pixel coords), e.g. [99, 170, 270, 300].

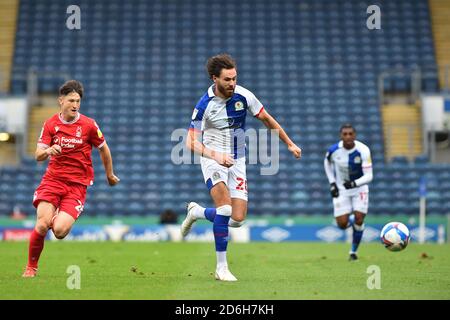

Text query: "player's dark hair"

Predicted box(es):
[340, 123, 356, 133]
[206, 54, 236, 79]
[59, 80, 84, 98]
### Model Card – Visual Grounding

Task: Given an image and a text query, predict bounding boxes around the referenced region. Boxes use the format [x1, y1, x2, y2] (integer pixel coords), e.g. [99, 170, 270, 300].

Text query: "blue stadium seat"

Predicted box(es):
[1, 0, 447, 217]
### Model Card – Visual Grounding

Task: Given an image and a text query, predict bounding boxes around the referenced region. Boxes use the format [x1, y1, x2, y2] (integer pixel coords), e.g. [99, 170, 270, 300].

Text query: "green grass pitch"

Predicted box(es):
[1, 242, 449, 300]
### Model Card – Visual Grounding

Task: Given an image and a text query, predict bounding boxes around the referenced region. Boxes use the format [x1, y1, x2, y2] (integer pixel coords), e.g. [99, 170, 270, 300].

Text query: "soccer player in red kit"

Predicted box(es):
[22, 80, 120, 277]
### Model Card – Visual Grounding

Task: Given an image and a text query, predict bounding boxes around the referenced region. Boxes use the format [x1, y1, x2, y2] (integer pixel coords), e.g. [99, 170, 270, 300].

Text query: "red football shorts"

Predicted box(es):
[33, 177, 87, 220]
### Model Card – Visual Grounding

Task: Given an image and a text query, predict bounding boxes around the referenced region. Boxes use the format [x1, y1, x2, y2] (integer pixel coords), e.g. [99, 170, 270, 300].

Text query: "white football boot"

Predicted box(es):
[215, 266, 238, 282]
[180, 202, 199, 237]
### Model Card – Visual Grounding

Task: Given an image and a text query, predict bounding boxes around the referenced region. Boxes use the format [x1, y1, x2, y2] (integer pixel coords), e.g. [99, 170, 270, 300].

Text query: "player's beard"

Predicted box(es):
[217, 82, 235, 98]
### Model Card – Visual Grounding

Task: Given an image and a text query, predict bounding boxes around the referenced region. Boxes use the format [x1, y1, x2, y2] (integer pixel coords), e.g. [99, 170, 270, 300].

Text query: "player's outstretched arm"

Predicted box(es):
[35, 145, 61, 161]
[98, 142, 120, 186]
[186, 129, 234, 167]
[256, 109, 301, 159]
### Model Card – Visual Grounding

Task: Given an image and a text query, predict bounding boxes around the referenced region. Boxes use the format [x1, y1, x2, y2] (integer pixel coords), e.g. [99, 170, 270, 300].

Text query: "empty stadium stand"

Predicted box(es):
[1, 0, 448, 217]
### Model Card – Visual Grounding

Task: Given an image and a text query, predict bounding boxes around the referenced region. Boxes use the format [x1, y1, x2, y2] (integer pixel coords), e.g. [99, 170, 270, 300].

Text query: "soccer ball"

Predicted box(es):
[380, 222, 410, 252]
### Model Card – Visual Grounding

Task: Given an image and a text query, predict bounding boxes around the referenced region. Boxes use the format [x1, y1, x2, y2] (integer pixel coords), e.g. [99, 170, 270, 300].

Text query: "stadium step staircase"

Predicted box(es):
[429, 0, 450, 88]
[382, 104, 423, 162]
[27, 106, 59, 156]
[0, 0, 19, 92]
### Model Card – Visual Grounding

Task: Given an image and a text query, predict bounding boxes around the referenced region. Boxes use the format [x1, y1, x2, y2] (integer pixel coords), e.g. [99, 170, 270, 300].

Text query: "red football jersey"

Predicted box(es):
[37, 113, 106, 186]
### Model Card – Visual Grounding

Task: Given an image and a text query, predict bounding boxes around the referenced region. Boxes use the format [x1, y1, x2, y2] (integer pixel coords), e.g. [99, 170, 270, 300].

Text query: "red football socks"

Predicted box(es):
[27, 229, 46, 269]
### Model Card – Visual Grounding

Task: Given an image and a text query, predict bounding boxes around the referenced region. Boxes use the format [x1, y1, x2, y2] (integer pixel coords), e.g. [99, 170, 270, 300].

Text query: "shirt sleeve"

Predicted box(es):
[324, 143, 339, 184]
[361, 146, 373, 169]
[355, 146, 373, 186]
[189, 106, 206, 132]
[90, 121, 106, 148]
[37, 121, 52, 149]
[324, 153, 336, 184]
[247, 92, 264, 117]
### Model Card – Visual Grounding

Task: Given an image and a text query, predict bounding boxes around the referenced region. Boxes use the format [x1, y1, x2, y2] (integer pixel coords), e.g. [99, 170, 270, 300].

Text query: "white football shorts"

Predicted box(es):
[200, 156, 248, 201]
[333, 187, 369, 217]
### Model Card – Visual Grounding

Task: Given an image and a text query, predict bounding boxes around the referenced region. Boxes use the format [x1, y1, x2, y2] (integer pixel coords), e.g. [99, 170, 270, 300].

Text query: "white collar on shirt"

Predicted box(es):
[58, 112, 80, 124]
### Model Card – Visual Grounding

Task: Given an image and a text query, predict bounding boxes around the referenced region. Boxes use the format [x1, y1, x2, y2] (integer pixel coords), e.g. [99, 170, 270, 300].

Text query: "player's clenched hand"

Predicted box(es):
[343, 180, 357, 189]
[46, 145, 62, 156]
[288, 144, 302, 159]
[107, 174, 120, 186]
[213, 151, 234, 168]
[330, 183, 339, 198]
